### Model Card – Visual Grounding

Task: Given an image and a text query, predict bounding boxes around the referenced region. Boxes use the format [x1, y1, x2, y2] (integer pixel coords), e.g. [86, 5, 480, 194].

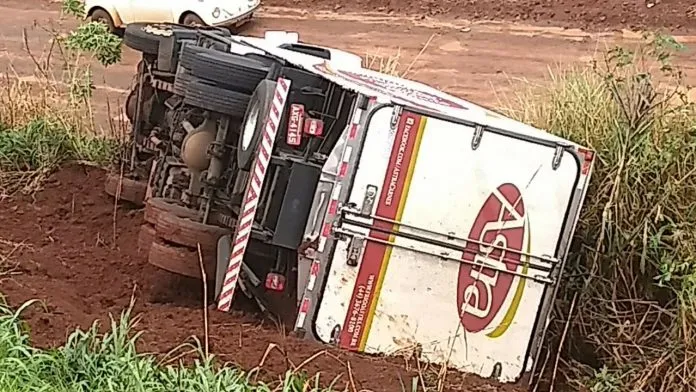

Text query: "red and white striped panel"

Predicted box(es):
[217, 78, 292, 312]
[295, 106, 365, 329]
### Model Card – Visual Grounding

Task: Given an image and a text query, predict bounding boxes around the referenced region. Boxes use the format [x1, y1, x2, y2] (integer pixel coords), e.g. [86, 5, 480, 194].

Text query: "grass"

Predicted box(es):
[0, 0, 126, 197]
[0, 297, 327, 392]
[500, 33, 696, 391]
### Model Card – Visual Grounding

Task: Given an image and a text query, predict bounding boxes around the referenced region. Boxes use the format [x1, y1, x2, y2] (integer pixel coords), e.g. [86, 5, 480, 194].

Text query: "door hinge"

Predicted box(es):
[471, 124, 484, 150]
[552, 145, 564, 170]
[390, 106, 403, 130]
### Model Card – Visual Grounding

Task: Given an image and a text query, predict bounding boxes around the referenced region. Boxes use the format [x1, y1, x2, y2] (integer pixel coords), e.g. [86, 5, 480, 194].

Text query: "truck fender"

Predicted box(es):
[86, 5, 124, 27]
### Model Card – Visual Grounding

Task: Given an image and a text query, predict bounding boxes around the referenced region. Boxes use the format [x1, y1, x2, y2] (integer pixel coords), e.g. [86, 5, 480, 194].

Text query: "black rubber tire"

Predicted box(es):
[183, 80, 250, 118]
[188, 51, 270, 94]
[90, 8, 117, 34]
[123, 23, 173, 55]
[182, 13, 206, 26]
[179, 43, 208, 69]
[237, 80, 277, 171]
[173, 70, 194, 96]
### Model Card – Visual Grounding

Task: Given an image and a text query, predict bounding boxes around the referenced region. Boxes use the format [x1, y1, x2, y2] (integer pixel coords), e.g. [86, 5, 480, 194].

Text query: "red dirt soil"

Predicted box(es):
[267, 0, 696, 33]
[0, 165, 523, 392]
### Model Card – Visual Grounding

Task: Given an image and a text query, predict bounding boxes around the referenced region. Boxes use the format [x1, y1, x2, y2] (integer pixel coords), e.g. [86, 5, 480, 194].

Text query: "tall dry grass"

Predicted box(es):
[0, 12, 125, 197]
[501, 33, 696, 391]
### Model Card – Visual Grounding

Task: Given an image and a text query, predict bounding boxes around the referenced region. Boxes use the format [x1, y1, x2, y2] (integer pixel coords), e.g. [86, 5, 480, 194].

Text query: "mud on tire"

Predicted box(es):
[183, 80, 250, 118]
[148, 240, 215, 279]
[104, 173, 147, 206]
[144, 197, 200, 225]
[138, 223, 156, 254]
[155, 211, 232, 251]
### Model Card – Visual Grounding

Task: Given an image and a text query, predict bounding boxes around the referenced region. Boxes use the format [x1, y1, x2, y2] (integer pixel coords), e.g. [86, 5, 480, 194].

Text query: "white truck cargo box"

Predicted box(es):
[232, 34, 595, 383]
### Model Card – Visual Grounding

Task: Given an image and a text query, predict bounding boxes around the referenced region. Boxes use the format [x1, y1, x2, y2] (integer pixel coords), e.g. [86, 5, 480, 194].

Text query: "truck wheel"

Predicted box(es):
[155, 211, 233, 251]
[138, 223, 156, 254]
[179, 44, 207, 69]
[183, 80, 250, 118]
[173, 70, 194, 96]
[144, 197, 200, 225]
[148, 240, 215, 279]
[104, 173, 147, 206]
[188, 51, 270, 94]
[124, 23, 172, 55]
[237, 80, 277, 171]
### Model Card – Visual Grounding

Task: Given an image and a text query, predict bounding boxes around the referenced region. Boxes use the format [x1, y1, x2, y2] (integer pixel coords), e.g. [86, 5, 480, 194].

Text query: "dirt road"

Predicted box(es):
[3, 1, 696, 135]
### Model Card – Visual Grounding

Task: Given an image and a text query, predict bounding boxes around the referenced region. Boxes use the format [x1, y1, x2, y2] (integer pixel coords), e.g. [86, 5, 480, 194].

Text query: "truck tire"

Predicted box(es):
[104, 173, 147, 206]
[148, 240, 215, 279]
[188, 51, 270, 94]
[144, 197, 200, 225]
[155, 211, 232, 250]
[138, 223, 156, 254]
[123, 23, 172, 55]
[237, 80, 277, 171]
[183, 80, 250, 118]
[179, 44, 208, 69]
[173, 70, 194, 96]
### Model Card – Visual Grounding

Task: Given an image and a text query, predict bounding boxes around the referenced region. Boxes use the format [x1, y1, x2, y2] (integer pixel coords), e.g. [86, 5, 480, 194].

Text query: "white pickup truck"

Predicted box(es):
[112, 23, 595, 386]
[84, 0, 261, 33]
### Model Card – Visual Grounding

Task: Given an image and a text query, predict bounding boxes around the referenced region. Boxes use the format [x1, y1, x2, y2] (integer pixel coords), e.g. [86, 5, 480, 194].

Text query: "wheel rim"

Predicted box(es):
[242, 102, 260, 151]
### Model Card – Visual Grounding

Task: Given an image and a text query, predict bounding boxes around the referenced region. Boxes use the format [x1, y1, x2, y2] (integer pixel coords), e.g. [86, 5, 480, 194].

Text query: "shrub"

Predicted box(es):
[501, 33, 696, 391]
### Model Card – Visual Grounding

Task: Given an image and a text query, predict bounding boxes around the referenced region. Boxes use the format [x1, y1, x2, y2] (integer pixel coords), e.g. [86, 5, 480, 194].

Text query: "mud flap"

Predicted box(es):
[215, 234, 232, 300]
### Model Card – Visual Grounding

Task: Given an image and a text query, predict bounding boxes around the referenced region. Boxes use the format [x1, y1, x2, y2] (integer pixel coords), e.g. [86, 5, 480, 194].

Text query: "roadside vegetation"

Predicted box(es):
[0, 0, 694, 390]
[502, 33, 696, 391]
[0, 2, 329, 392]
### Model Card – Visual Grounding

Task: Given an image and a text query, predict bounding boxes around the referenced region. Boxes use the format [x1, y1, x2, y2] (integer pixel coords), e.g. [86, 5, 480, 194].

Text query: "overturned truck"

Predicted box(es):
[110, 22, 596, 385]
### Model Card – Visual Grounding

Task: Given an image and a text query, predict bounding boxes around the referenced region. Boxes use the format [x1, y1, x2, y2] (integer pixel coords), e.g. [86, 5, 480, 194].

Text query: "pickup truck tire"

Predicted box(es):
[182, 13, 205, 27]
[237, 80, 277, 171]
[183, 80, 250, 118]
[123, 23, 172, 55]
[187, 50, 270, 94]
[89, 8, 117, 34]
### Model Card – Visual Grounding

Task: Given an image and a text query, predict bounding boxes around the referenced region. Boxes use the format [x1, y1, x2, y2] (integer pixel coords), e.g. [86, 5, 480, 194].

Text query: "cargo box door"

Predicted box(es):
[312, 106, 580, 382]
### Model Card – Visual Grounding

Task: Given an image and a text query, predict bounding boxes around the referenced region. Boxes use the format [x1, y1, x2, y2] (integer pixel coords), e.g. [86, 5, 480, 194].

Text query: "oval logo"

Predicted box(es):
[457, 183, 526, 334]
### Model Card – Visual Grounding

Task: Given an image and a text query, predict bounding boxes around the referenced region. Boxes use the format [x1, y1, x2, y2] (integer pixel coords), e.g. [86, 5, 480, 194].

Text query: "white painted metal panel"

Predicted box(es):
[314, 107, 580, 382]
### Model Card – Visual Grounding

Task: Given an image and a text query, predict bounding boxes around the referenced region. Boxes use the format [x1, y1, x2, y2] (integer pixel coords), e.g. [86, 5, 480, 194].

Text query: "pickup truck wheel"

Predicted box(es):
[188, 51, 270, 94]
[237, 80, 277, 171]
[155, 211, 233, 251]
[183, 80, 250, 118]
[182, 13, 205, 27]
[90, 9, 117, 34]
[123, 23, 173, 55]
